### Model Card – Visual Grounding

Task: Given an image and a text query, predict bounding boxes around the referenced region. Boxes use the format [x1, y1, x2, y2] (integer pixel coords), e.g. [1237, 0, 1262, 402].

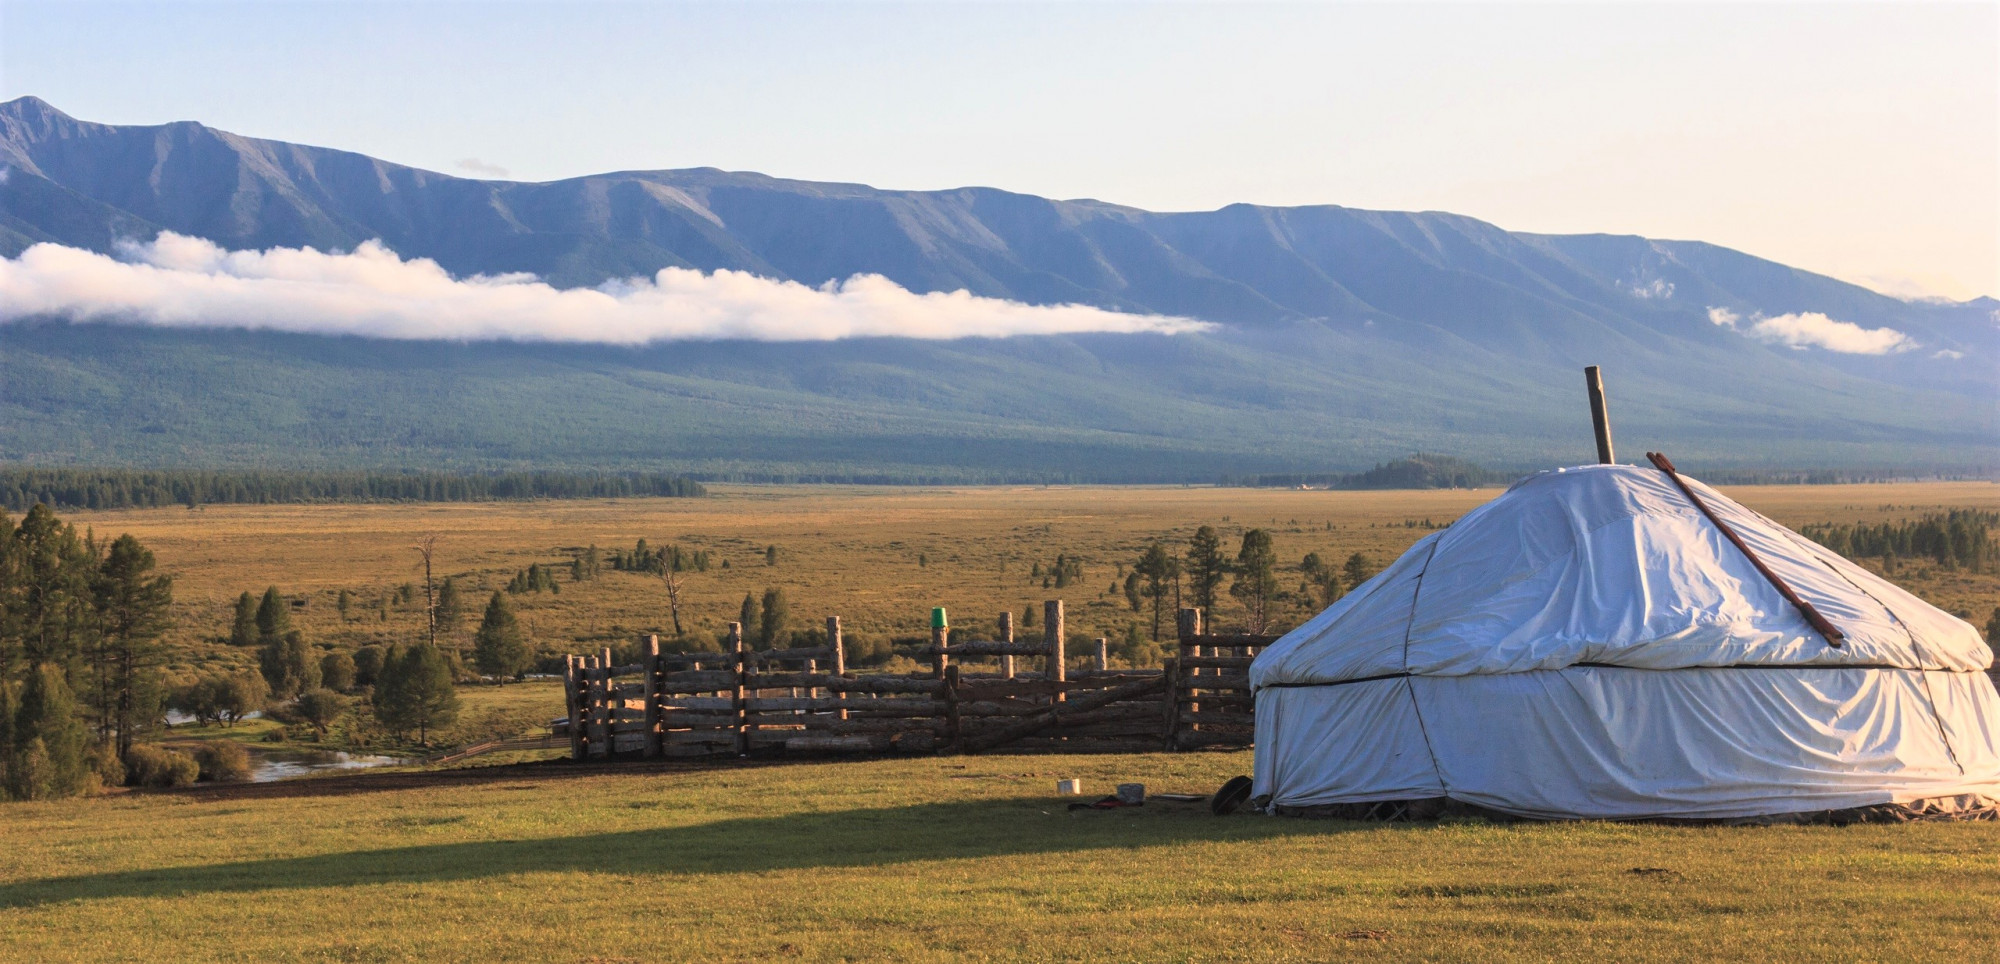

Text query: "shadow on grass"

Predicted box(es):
[0, 798, 1382, 908]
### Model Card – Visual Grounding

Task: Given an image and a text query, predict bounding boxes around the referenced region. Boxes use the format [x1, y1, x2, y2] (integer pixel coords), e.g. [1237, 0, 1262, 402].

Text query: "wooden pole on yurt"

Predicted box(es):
[1584, 365, 1615, 464]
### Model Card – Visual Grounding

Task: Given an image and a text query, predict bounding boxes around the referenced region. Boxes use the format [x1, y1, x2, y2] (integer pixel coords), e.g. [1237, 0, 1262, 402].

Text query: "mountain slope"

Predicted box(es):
[0, 96, 1993, 477]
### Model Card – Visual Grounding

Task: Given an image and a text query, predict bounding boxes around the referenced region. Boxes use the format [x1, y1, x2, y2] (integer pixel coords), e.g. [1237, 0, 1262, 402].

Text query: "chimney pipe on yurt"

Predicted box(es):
[1584, 365, 1614, 464]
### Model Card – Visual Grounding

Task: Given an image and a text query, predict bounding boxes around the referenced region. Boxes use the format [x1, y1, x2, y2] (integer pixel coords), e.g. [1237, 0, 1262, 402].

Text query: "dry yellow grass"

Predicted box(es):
[54, 481, 2000, 677]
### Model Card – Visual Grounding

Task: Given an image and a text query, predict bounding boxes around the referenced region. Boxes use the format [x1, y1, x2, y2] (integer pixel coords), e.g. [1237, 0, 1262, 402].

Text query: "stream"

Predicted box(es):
[245, 746, 407, 783]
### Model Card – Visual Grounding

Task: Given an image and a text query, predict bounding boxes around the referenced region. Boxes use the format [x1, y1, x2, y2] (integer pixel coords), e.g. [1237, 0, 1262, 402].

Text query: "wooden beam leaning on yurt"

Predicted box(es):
[1647, 451, 1845, 648]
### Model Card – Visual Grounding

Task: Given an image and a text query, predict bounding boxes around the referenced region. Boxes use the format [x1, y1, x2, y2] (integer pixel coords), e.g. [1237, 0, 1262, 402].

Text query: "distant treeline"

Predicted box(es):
[0, 469, 706, 512]
[1229, 455, 1515, 490]
[1799, 510, 1997, 572]
[1229, 456, 1980, 491]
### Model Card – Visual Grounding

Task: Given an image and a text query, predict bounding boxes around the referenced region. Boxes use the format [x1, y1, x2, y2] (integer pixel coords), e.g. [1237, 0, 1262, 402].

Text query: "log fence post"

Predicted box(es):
[1175, 608, 1203, 748]
[932, 608, 950, 679]
[586, 653, 609, 758]
[944, 664, 963, 752]
[827, 616, 848, 722]
[641, 634, 662, 758]
[1094, 638, 1109, 672]
[1044, 600, 1065, 703]
[730, 622, 748, 757]
[998, 611, 1016, 679]
[564, 655, 584, 760]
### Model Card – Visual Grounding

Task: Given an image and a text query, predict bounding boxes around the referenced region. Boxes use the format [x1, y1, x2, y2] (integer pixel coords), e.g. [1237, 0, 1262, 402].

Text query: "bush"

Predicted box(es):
[193, 741, 253, 782]
[294, 689, 349, 737]
[321, 651, 357, 693]
[124, 744, 200, 788]
[88, 742, 126, 789]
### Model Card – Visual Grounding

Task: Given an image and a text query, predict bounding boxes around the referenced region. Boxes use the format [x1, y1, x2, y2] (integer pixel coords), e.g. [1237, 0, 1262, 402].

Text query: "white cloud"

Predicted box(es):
[1706, 305, 1915, 355]
[454, 158, 510, 178]
[1933, 349, 1964, 360]
[0, 234, 1210, 344]
[0, 166, 10, 184]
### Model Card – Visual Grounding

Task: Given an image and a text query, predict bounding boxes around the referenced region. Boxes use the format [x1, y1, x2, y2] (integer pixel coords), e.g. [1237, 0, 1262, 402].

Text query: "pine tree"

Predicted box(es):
[1134, 543, 1180, 641]
[1342, 552, 1377, 592]
[1986, 606, 2000, 646]
[336, 588, 353, 622]
[9, 663, 94, 800]
[230, 591, 259, 646]
[435, 577, 463, 634]
[92, 534, 173, 756]
[392, 643, 459, 745]
[1230, 529, 1280, 633]
[370, 644, 406, 733]
[739, 593, 762, 648]
[1185, 526, 1228, 616]
[254, 586, 290, 644]
[759, 588, 789, 651]
[0, 680, 16, 791]
[472, 591, 531, 680]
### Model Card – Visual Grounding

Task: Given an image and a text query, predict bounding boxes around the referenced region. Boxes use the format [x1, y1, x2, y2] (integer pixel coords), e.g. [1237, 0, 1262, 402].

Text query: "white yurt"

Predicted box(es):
[1249, 462, 2000, 821]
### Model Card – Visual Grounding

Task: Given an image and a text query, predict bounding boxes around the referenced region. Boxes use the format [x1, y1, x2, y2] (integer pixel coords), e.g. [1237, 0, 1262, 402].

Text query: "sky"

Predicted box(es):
[1, 1, 1994, 300]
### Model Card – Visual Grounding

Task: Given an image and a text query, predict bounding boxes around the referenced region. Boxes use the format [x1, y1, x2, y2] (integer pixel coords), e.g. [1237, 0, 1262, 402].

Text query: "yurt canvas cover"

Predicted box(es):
[1249, 464, 2000, 820]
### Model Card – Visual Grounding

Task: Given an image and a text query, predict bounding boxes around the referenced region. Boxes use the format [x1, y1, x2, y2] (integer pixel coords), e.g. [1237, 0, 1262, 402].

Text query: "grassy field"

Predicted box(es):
[55, 481, 2000, 683]
[2, 751, 1996, 963]
[7, 484, 1996, 961]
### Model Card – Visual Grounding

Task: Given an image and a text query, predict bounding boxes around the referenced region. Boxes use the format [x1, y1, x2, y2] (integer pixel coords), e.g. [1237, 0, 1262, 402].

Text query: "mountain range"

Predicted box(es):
[1, 95, 1994, 480]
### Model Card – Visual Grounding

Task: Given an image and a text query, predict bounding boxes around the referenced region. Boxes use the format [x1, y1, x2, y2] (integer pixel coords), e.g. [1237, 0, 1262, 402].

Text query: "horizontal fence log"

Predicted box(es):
[746, 645, 836, 663]
[956, 677, 1161, 701]
[1177, 656, 1256, 670]
[744, 673, 945, 694]
[919, 640, 1047, 658]
[1178, 677, 1250, 692]
[1174, 730, 1255, 748]
[1178, 692, 1254, 708]
[1182, 633, 1282, 649]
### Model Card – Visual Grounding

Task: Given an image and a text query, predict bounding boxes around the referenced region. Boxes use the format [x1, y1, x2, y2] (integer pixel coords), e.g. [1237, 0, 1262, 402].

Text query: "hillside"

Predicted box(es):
[1, 96, 1994, 478]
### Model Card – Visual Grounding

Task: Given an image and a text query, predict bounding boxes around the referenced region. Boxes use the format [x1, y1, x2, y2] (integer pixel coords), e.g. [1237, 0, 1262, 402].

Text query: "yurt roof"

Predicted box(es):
[1251, 464, 1993, 691]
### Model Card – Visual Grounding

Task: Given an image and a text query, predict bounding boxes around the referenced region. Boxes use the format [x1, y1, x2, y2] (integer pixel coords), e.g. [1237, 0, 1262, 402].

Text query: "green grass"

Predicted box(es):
[2, 752, 1995, 962]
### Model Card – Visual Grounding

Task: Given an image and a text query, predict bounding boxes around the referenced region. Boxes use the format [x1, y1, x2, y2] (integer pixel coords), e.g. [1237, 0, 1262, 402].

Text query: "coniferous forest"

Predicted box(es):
[0, 469, 705, 513]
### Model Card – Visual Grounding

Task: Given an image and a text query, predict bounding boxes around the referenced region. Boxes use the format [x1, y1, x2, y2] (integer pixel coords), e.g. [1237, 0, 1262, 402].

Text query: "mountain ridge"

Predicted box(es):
[0, 96, 1993, 478]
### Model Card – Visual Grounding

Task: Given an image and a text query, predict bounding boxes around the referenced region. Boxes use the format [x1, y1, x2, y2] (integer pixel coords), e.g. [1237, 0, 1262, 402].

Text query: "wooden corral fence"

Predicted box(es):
[559, 603, 1276, 759]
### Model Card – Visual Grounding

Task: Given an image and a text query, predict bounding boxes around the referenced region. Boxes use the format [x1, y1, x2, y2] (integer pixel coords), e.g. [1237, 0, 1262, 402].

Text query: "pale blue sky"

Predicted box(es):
[2, 1, 1993, 298]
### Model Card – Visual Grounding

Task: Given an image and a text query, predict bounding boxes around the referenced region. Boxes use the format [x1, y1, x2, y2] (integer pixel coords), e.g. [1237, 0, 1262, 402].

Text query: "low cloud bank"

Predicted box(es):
[1706, 306, 1916, 355]
[0, 234, 1210, 344]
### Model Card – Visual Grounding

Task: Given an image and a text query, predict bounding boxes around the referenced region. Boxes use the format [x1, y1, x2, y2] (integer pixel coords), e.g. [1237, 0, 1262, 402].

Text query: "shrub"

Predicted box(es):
[88, 742, 126, 789]
[294, 689, 349, 737]
[124, 744, 200, 788]
[193, 741, 253, 782]
[321, 651, 357, 693]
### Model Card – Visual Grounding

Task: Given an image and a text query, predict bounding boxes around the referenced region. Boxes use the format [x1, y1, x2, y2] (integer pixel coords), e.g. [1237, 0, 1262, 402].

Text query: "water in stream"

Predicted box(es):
[246, 747, 407, 783]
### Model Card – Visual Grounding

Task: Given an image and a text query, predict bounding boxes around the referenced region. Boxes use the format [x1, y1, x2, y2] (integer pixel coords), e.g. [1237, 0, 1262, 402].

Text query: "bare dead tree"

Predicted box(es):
[412, 533, 440, 649]
[658, 545, 687, 638]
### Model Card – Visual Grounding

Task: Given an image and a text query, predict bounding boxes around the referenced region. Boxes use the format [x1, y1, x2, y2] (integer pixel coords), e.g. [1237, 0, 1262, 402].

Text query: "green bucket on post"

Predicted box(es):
[931, 607, 949, 630]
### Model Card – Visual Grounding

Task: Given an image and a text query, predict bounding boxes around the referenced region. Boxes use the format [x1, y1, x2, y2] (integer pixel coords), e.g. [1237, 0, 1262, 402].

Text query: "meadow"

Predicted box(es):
[3, 482, 1996, 962]
[55, 481, 2000, 685]
[2, 750, 1997, 963]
